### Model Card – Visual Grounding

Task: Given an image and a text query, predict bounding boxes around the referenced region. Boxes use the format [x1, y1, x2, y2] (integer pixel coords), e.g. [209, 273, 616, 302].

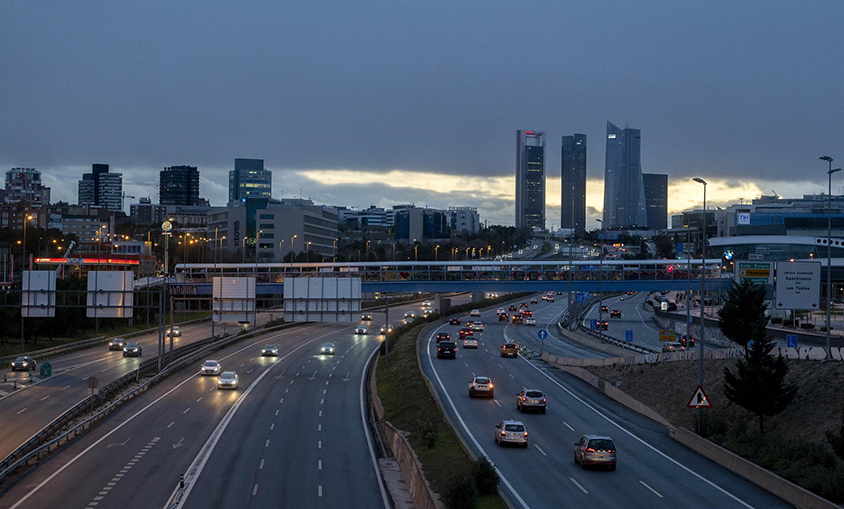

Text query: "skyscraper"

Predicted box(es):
[160, 165, 200, 206]
[78, 164, 123, 213]
[643, 173, 668, 230]
[603, 122, 646, 228]
[228, 158, 272, 203]
[515, 131, 545, 230]
[4, 168, 50, 207]
[561, 134, 587, 233]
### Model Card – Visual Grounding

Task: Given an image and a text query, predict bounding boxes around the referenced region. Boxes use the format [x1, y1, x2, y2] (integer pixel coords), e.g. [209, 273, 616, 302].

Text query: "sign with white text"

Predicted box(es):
[775, 261, 821, 310]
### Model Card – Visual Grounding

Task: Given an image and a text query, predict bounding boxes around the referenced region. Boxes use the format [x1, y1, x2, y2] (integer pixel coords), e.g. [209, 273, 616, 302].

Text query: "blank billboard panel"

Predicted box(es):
[212, 277, 256, 323]
[22, 271, 57, 318]
[87, 271, 134, 318]
[283, 277, 361, 322]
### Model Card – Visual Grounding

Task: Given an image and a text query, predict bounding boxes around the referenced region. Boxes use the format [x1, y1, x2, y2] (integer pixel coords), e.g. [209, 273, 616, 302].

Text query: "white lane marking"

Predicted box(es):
[270, 423, 275, 431]
[280, 398, 284, 403]
[259, 459, 265, 469]
[265, 439, 270, 448]
[318, 440, 322, 449]
[40, 396, 50, 401]
[563, 422, 575, 432]
[318, 485, 323, 497]
[320, 399, 324, 404]
[252, 484, 258, 496]
[183, 408, 190, 414]
[318, 459, 322, 470]
[275, 410, 279, 416]
[517, 355, 755, 508]
[17, 408, 26, 415]
[319, 410, 322, 417]
[640, 480, 664, 498]
[493, 400, 501, 407]
[318, 424, 322, 431]
[508, 373, 514, 379]
[569, 477, 588, 494]
[167, 421, 175, 429]
[425, 325, 532, 509]
[196, 397, 202, 403]
[62, 385, 70, 390]
[534, 444, 548, 456]
[209, 388, 214, 392]
[464, 362, 469, 367]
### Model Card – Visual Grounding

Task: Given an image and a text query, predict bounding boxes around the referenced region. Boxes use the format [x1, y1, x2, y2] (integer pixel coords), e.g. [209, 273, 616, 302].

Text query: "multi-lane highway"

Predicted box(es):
[421, 299, 789, 509]
[0, 299, 451, 509]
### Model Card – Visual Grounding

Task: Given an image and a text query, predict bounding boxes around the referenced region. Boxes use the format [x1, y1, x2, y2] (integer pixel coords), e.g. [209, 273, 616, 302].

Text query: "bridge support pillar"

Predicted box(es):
[434, 293, 441, 313]
[472, 291, 485, 304]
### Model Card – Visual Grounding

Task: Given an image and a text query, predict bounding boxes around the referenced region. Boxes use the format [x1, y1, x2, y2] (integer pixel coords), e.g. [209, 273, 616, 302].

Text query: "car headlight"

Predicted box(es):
[123, 347, 128, 351]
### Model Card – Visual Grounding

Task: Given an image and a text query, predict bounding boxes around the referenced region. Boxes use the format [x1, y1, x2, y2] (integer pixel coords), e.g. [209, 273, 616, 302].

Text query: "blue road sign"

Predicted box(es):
[747, 340, 755, 350]
[590, 319, 598, 330]
[786, 334, 798, 348]
[625, 329, 634, 343]
[576, 293, 584, 303]
[537, 329, 548, 341]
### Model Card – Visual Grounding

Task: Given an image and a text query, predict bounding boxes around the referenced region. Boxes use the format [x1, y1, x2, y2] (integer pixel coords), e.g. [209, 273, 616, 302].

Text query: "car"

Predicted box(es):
[525, 317, 537, 326]
[380, 324, 393, 335]
[597, 320, 609, 331]
[498, 313, 509, 322]
[495, 420, 528, 447]
[530, 298, 538, 304]
[469, 376, 494, 398]
[423, 300, 432, 307]
[522, 309, 533, 317]
[361, 313, 373, 321]
[501, 343, 518, 357]
[600, 306, 609, 314]
[574, 435, 617, 470]
[10, 355, 36, 372]
[496, 308, 506, 315]
[217, 371, 240, 390]
[470, 309, 481, 317]
[547, 296, 554, 302]
[355, 325, 369, 335]
[662, 342, 685, 353]
[626, 291, 635, 295]
[472, 322, 485, 331]
[404, 311, 415, 319]
[403, 317, 413, 325]
[519, 303, 528, 308]
[463, 338, 478, 348]
[610, 310, 621, 318]
[436, 332, 451, 343]
[449, 317, 461, 325]
[422, 307, 433, 317]
[540, 295, 547, 301]
[437, 341, 457, 359]
[123, 342, 142, 357]
[464, 320, 474, 328]
[320, 342, 336, 355]
[109, 337, 126, 350]
[261, 344, 279, 356]
[511, 314, 523, 324]
[201, 360, 222, 375]
[167, 326, 182, 337]
[517, 389, 546, 413]
[508, 305, 517, 311]
[620, 296, 625, 301]
[459, 328, 474, 338]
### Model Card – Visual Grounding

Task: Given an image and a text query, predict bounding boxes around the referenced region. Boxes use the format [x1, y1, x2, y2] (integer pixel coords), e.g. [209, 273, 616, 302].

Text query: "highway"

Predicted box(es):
[0, 298, 459, 509]
[421, 299, 789, 509]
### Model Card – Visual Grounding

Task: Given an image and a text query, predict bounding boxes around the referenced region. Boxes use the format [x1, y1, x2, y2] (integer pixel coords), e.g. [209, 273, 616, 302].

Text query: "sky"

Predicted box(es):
[2, 1, 842, 228]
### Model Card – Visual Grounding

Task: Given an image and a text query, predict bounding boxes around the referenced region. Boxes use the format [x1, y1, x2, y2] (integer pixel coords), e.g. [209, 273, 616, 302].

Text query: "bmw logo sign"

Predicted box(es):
[723, 250, 734, 260]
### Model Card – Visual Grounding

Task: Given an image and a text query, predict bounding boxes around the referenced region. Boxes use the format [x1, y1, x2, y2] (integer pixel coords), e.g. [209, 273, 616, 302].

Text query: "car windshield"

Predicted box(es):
[14, 356, 25, 362]
[503, 344, 516, 348]
[127, 343, 139, 348]
[525, 391, 543, 398]
[220, 373, 236, 380]
[265, 345, 276, 349]
[588, 439, 615, 450]
[504, 424, 525, 431]
[475, 378, 490, 384]
[203, 361, 218, 367]
[112, 338, 123, 342]
[323, 343, 333, 348]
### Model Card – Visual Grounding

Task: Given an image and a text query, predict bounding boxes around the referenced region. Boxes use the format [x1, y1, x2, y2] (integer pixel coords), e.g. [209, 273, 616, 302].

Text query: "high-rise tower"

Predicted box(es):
[561, 134, 587, 233]
[228, 158, 272, 203]
[603, 122, 646, 228]
[515, 131, 546, 230]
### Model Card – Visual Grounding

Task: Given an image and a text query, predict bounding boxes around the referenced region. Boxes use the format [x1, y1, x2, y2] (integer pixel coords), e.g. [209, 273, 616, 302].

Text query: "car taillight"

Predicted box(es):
[586, 447, 596, 452]
[608, 449, 615, 453]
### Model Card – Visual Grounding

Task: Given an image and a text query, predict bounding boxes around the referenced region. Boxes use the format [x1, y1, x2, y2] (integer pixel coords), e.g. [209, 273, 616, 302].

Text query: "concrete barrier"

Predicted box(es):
[381, 420, 443, 509]
[671, 428, 839, 509]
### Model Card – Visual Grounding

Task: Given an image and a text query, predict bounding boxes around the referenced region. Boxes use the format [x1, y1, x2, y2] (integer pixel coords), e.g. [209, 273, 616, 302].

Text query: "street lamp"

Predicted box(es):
[596, 219, 604, 327]
[821, 155, 839, 354]
[255, 230, 263, 274]
[693, 176, 707, 432]
[333, 239, 337, 262]
[20, 213, 33, 353]
[290, 234, 297, 263]
[306, 241, 312, 263]
[435, 245, 439, 261]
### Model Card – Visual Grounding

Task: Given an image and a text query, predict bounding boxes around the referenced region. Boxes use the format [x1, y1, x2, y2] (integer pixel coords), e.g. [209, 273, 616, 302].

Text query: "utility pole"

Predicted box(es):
[693, 177, 708, 433]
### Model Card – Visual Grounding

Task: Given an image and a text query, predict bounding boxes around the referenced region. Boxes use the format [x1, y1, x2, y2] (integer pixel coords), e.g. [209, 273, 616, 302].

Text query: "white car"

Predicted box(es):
[525, 318, 537, 326]
[217, 371, 239, 389]
[463, 338, 478, 349]
[472, 322, 485, 331]
[469, 376, 494, 398]
[201, 360, 222, 376]
[355, 325, 369, 334]
[495, 420, 528, 447]
[423, 300, 432, 307]
[470, 309, 481, 317]
[380, 324, 393, 335]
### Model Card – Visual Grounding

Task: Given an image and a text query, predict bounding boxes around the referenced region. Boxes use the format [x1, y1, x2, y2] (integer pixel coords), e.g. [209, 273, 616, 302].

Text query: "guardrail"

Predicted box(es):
[0, 315, 212, 369]
[0, 322, 295, 483]
[575, 324, 659, 355]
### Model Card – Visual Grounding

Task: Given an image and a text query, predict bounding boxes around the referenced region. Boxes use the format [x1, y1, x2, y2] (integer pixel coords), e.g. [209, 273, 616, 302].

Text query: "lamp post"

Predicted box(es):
[693, 177, 707, 432]
[306, 241, 312, 263]
[241, 236, 247, 264]
[333, 239, 337, 262]
[255, 230, 262, 275]
[20, 213, 33, 352]
[435, 245, 439, 261]
[290, 234, 297, 263]
[596, 219, 604, 328]
[684, 225, 692, 344]
[821, 155, 839, 354]
[278, 240, 285, 263]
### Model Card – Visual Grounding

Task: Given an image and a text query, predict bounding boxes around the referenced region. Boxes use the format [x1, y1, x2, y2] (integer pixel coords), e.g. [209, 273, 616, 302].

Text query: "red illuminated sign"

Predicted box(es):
[34, 257, 139, 266]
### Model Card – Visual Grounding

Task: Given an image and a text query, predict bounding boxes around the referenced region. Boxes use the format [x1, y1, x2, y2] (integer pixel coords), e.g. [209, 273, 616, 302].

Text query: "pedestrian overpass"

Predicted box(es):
[173, 260, 732, 295]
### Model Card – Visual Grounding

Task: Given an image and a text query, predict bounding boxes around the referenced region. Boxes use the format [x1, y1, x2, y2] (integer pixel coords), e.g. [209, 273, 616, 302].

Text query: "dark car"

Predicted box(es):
[449, 317, 461, 325]
[437, 341, 457, 359]
[508, 305, 517, 311]
[109, 337, 126, 351]
[600, 305, 609, 313]
[498, 313, 509, 322]
[520, 303, 528, 309]
[511, 314, 524, 324]
[11, 355, 36, 372]
[521, 310, 533, 317]
[436, 332, 451, 343]
[574, 435, 617, 470]
[530, 298, 538, 304]
[459, 328, 474, 338]
[598, 320, 609, 331]
[610, 310, 621, 318]
[123, 342, 143, 357]
[501, 343, 518, 358]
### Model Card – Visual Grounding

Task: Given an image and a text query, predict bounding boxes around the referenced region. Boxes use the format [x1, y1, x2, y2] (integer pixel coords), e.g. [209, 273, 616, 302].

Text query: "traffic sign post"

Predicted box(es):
[88, 376, 99, 415]
[537, 329, 548, 355]
[590, 319, 598, 330]
[775, 261, 821, 310]
[735, 261, 774, 285]
[687, 385, 712, 409]
[786, 334, 798, 348]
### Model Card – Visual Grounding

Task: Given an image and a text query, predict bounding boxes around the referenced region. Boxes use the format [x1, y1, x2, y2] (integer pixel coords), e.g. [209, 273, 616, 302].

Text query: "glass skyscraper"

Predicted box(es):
[603, 122, 646, 228]
[78, 163, 123, 213]
[561, 134, 587, 233]
[642, 173, 668, 230]
[160, 165, 200, 206]
[515, 131, 545, 230]
[229, 158, 272, 203]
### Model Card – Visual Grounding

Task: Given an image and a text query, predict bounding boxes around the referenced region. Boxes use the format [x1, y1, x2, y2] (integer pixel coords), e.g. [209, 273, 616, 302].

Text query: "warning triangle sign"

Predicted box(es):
[686, 385, 712, 408]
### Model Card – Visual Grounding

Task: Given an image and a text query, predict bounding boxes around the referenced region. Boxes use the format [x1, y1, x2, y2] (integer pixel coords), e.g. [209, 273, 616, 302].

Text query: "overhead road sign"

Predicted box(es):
[659, 330, 675, 342]
[775, 261, 821, 310]
[687, 385, 712, 408]
[735, 261, 773, 285]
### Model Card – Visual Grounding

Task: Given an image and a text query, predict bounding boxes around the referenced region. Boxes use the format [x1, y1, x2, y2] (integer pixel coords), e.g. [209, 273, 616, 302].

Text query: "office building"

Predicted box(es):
[337, 206, 394, 229]
[603, 122, 646, 228]
[160, 165, 200, 206]
[4, 168, 51, 207]
[228, 158, 272, 203]
[78, 164, 123, 213]
[561, 134, 587, 233]
[642, 173, 668, 231]
[449, 207, 480, 235]
[130, 197, 222, 227]
[392, 205, 450, 242]
[515, 131, 546, 230]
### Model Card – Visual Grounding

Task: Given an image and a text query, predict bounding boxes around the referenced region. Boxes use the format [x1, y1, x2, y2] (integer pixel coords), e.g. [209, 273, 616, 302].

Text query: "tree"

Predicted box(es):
[718, 281, 768, 347]
[723, 331, 797, 435]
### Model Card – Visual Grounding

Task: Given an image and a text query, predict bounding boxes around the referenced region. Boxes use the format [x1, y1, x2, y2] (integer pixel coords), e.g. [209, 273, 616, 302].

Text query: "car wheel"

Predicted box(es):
[517, 403, 522, 411]
[123, 353, 126, 357]
[609, 464, 616, 471]
[541, 408, 546, 414]
[580, 457, 587, 469]
[469, 391, 474, 398]
[489, 392, 494, 398]
[574, 453, 579, 464]
[523, 442, 528, 448]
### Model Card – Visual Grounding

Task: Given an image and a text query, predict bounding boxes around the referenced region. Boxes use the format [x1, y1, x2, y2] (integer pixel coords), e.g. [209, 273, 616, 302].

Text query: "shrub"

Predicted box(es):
[770, 317, 783, 324]
[442, 474, 478, 509]
[420, 417, 438, 449]
[471, 456, 500, 496]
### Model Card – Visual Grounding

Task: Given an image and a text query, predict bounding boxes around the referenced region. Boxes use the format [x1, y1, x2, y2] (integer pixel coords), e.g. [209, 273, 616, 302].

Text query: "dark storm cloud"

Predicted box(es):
[1, 0, 842, 214]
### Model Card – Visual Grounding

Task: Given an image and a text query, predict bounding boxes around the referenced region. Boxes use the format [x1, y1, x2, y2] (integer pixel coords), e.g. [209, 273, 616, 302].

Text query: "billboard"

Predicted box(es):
[212, 277, 256, 323]
[22, 270, 56, 317]
[284, 277, 361, 322]
[87, 271, 134, 318]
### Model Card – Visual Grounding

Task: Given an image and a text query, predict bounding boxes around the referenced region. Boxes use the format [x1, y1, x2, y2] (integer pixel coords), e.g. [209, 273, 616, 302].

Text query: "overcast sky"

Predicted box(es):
[2, 1, 842, 228]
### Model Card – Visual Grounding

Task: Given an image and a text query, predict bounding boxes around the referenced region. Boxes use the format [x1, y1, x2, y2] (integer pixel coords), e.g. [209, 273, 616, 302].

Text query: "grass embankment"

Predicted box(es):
[376, 325, 506, 509]
[587, 359, 844, 502]
[0, 311, 211, 358]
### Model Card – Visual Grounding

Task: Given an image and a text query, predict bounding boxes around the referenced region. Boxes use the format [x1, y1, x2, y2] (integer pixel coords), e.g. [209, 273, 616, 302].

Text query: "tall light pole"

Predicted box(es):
[693, 177, 707, 432]
[333, 239, 337, 262]
[20, 213, 33, 353]
[278, 240, 285, 263]
[290, 234, 297, 263]
[684, 224, 692, 344]
[306, 241, 312, 263]
[255, 230, 262, 275]
[821, 155, 839, 353]
[596, 219, 604, 328]
[435, 244, 439, 261]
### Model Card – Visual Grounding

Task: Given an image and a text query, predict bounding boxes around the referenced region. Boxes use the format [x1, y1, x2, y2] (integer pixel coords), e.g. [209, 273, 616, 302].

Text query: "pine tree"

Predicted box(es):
[718, 281, 768, 348]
